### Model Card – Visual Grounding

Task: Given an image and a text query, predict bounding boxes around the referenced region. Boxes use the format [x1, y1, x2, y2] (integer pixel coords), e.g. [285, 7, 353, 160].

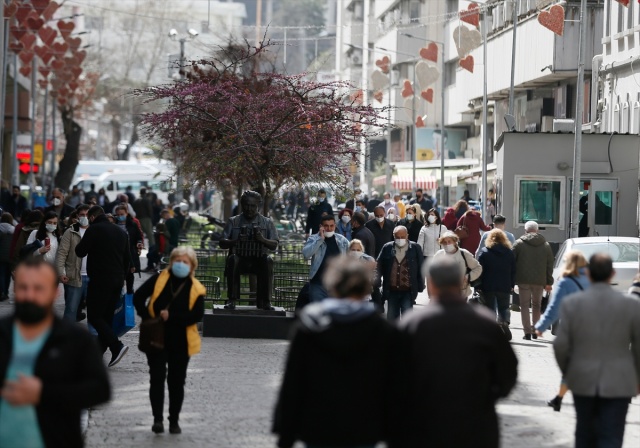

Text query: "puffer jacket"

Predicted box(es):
[0, 222, 15, 264]
[55, 224, 85, 287]
[512, 232, 555, 286]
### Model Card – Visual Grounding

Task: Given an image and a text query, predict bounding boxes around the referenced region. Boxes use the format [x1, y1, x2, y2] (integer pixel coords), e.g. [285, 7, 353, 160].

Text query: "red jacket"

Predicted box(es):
[442, 208, 458, 231]
[457, 211, 491, 253]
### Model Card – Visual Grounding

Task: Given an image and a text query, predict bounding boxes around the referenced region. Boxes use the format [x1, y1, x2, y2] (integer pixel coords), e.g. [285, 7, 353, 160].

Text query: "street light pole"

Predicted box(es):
[411, 64, 417, 192]
[508, 0, 518, 116]
[481, 8, 489, 221]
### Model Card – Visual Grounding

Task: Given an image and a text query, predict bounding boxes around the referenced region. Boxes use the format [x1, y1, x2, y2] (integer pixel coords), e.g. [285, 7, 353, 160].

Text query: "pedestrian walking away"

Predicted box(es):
[398, 258, 517, 448]
[0, 258, 110, 448]
[456, 207, 491, 254]
[512, 221, 554, 340]
[133, 188, 155, 247]
[0, 213, 15, 301]
[134, 246, 205, 435]
[554, 254, 640, 448]
[273, 257, 402, 448]
[476, 214, 515, 257]
[432, 231, 482, 299]
[114, 205, 144, 294]
[75, 205, 131, 367]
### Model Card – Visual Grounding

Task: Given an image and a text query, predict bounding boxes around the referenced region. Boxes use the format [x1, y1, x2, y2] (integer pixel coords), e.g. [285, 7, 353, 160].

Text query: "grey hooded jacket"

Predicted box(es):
[512, 232, 554, 286]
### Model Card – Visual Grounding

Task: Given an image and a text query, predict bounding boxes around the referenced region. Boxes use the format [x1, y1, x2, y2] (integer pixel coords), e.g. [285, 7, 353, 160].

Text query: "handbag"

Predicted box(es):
[138, 279, 187, 354]
[461, 250, 482, 288]
[113, 293, 136, 337]
[454, 214, 469, 240]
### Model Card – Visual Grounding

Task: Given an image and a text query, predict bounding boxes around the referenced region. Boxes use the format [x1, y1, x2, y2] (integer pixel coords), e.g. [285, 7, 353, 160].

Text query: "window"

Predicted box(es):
[618, 2, 624, 33]
[628, 0, 634, 29]
[409, 1, 421, 22]
[446, 0, 459, 15]
[445, 60, 457, 87]
[515, 176, 565, 227]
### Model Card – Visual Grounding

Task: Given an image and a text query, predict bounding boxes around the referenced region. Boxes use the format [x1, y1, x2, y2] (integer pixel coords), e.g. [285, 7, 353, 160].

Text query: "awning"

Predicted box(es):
[372, 175, 437, 190]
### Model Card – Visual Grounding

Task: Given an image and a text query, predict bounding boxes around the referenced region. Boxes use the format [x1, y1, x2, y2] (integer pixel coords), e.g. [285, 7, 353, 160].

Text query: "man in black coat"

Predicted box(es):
[398, 258, 518, 447]
[351, 212, 375, 258]
[365, 206, 395, 258]
[5, 185, 28, 221]
[304, 189, 334, 238]
[44, 188, 75, 223]
[0, 259, 110, 448]
[75, 205, 131, 367]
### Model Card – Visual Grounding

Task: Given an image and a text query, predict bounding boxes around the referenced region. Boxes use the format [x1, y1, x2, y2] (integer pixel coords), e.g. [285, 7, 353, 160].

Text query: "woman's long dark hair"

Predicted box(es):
[36, 211, 60, 241]
[425, 208, 442, 227]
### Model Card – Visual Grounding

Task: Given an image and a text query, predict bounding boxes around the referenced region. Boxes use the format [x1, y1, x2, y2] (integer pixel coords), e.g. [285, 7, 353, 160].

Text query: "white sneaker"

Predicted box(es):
[108, 345, 129, 367]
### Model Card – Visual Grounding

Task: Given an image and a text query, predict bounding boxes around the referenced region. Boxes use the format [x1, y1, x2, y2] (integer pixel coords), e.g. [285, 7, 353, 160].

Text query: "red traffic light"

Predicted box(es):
[19, 163, 39, 174]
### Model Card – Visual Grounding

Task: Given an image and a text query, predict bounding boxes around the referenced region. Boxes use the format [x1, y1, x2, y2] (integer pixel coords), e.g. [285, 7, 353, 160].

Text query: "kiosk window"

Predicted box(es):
[518, 180, 561, 225]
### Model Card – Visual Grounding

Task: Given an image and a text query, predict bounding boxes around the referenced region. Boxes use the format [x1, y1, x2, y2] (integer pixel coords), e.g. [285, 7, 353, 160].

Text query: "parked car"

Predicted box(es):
[553, 237, 639, 292]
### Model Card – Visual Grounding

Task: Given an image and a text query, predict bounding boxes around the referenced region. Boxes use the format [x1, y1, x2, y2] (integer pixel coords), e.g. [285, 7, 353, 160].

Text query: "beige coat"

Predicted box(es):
[55, 225, 85, 287]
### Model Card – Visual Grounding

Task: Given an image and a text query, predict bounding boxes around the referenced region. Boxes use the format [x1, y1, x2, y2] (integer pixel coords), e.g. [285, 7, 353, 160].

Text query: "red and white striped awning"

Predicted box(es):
[372, 175, 437, 191]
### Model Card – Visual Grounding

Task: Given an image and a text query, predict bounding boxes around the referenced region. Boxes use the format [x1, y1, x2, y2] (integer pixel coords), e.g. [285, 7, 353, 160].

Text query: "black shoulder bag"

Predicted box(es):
[139, 279, 187, 354]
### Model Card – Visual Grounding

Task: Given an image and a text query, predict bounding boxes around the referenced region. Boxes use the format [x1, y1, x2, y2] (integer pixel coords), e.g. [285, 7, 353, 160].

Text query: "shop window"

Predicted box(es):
[515, 176, 565, 227]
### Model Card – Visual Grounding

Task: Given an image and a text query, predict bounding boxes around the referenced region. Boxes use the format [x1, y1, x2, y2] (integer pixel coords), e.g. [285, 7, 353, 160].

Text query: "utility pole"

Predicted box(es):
[508, 0, 518, 116]
[439, 39, 446, 211]
[570, 0, 588, 238]
[481, 8, 489, 220]
[360, 0, 370, 192]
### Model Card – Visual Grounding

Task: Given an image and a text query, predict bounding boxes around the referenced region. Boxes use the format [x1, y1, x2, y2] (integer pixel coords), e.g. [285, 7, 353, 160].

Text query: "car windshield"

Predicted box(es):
[572, 242, 639, 263]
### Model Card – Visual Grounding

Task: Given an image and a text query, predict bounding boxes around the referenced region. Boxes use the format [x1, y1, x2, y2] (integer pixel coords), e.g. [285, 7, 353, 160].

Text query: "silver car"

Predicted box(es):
[553, 237, 640, 292]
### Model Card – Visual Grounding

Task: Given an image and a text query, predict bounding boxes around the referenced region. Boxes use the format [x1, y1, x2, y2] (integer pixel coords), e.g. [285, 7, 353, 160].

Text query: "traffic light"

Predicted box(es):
[19, 163, 39, 174]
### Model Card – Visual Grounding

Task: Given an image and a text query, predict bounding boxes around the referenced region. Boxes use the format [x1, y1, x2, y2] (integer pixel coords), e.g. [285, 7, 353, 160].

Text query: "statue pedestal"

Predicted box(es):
[202, 306, 294, 339]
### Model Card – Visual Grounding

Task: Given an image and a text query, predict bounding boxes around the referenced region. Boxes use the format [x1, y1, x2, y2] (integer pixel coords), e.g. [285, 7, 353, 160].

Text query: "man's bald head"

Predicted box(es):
[426, 258, 465, 302]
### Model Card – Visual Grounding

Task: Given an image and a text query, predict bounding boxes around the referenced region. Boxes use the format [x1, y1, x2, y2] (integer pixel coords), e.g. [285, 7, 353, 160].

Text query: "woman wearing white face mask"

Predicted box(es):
[26, 211, 61, 264]
[432, 231, 482, 299]
[337, 209, 353, 241]
[417, 208, 449, 264]
[397, 205, 422, 242]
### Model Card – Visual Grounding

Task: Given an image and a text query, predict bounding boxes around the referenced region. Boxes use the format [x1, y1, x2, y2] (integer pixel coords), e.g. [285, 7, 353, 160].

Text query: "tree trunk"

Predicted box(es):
[54, 106, 82, 192]
[119, 118, 140, 161]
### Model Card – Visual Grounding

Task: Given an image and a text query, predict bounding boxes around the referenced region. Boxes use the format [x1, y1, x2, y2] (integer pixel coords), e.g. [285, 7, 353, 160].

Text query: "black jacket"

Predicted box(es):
[375, 241, 425, 296]
[304, 201, 333, 234]
[5, 194, 28, 220]
[44, 203, 75, 221]
[352, 225, 376, 258]
[397, 218, 422, 242]
[118, 216, 143, 272]
[365, 218, 395, 257]
[0, 316, 111, 448]
[399, 300, 518, 447]
[75, 214, 130, 281]
[273, 304, 402, 448]
[477, 244, 516, 293]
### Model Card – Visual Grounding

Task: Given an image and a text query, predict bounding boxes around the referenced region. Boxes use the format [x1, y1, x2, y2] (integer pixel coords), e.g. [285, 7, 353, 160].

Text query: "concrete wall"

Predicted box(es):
[496, 132, 640, 244]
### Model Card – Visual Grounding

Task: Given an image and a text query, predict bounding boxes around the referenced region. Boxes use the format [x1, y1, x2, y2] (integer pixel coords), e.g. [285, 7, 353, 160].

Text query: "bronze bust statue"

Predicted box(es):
[219, 191, 279, 310]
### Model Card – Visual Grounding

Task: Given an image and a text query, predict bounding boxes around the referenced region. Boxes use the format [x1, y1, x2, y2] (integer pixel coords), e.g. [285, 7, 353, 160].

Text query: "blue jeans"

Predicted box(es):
[309, 281, 329, 303]
[386, 290, 413, 320]
[482, 291, 511, 324]
[63, 275, 89, 322]
[574, 395, 629, 448]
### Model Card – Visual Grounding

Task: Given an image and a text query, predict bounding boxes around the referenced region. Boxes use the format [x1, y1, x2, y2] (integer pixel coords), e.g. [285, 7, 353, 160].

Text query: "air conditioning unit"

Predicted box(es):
[504, 1, 514, 24]
[493, 5, 504, 30]
[553, 119, 575, 133]
[518, 0, 528, 16]
[541, 116, 554, 132]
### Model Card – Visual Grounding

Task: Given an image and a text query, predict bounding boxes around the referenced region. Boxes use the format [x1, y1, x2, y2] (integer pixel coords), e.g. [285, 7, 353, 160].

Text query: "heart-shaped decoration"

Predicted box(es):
[73, 49, 86, 64]
[459, 2, 480, 28]
[70, 66, 83, 79]
[38, 66, 50, 77]
[26, 16, 44, 31]
[615, 0, 629, 6]
[51, 41, 69, 55]
[58, 87, 69, 97]
[452, 25, 482, 58]
[20, 32, 36, 50]
[16, 4, 33, 24]
[375, 55, 390, 74]
[415, 60, 440, 89]
[68, 80, 79, 91]
[31, 0, 50, 13]
[57, 97, 66, 105]
[57, 20, 75, 39]
[66, 36, 81, 50]
[371, 70, 389, 91]
[416, 116, 426, 128]
[460, 55, 474, 73]
[50, 78, 63, 89]
[64, 56, 78, 67]
[538, 5, 565, 36]
[19, 65, 32, 78]
[401, 79, 413, 98]
[19, 51, 34, 66]
[421, 88, 434, 103]
[350, 89, 363, 104]
[34, 45, 53, 64]
[10, 25, 26, 41]
[4, 1, 18, 19]
[42, 1, 59, 21]
[419, 42, 438, 63]
[38, 79, 49, 89]
[38, 26, 56, 46]
[8, 39, 24, 53]
[50, 58, 64, 70]
[59, 70, 72, 82]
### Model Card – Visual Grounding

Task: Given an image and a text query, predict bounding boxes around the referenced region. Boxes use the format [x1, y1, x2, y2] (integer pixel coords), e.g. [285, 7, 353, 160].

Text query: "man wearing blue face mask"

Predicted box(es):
[304, 189, 334, 239]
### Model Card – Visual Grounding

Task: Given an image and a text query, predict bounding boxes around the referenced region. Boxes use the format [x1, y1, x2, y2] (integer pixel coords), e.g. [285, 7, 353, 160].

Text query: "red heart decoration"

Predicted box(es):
[64, 56, 78, 67]
[38, 66, 50, 77]
[401, 79, 413, 98]
[68, 81, 79, 91]
[31, 0, 50, 13]
[42, 1, 59, 21]
[57, 97, 66, 105]
[59, 70, 72, 82]
[460, 55, 474, 73]
[373, 90, 384, 103]
[50, 58, 64, 70]
[538, 5, 565, 36]
[70, 67, 83, 78]
[50, 78, 63, 89]
[38, 79, 49, 89]
[34, 45, 53, 64]
[421, 88, 434, 103]
[10, 25, 26, 41]
[419, 43, 439, 63]
[58, 87, 69, 97]
[459, 3, 480, 28]
[18, 51, 34, 66]
[38, 26, 56, 46]
[51, 41, 69, 55]
[416, 116, 426, 128]
[57, 20, 75, 39]
[16, 4, 33, 24]
[615, 0, 630, 5]
[26, 16, 44, 31]
[73, 49, 86, 64]
[19, 65, 32, 77]
[375, 56, 390, 74]
[4, 1, 18, 19]
[20, 33, 36, 50]
[8, 39, 24, 53]
[66, 36, 81, 50]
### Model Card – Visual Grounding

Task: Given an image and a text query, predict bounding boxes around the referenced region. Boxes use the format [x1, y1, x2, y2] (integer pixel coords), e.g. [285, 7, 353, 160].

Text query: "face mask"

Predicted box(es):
[444, 244, 457, 254]
[428, 215, 437, 224]
[117, 215, 127, 222]
[385, 199, 391, 204]
[341, 215, 351, 224]
[52, 198, 61, 206]
[318, 197, 325, 202]
[171, 261, 191, 278]
[324, 231, 335, 238]
[388, 214, 395, 221]
[14, 301, 49, 325]
[407, 214, 415, 221]
[78, 216, 89, 227]
[351, 250, 364, 258]
[395, 238, 407, 248]
[45, 224, 57, 233]
[355, 206, 362, 212]
[356, 194, 363, 200]
[376, 217, 385, 223]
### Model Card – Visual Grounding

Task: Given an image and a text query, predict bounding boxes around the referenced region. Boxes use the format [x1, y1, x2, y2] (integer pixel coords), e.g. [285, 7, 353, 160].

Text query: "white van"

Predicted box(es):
[77, 171, 175, 204]
[73, 161, 159, 187]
